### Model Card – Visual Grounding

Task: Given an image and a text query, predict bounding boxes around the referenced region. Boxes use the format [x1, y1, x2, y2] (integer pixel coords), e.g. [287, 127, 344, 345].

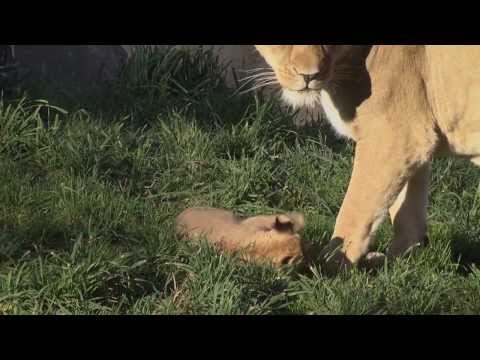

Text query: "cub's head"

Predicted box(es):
[254, 45, 354, 109]
[242, 212, 308, 268]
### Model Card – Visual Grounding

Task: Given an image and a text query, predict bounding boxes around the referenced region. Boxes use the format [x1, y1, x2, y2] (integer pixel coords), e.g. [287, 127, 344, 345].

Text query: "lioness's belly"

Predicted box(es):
[426, 46, 480, 163]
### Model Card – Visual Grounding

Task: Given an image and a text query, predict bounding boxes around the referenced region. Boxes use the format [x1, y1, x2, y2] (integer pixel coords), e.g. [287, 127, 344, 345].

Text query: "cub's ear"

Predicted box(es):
[274, 215, 295, 233]
[286, 212, 305, 232]
[273, 213, 305, 233]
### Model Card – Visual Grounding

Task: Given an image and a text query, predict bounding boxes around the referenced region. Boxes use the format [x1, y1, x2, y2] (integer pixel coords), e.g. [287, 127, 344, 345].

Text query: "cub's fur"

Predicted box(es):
[176, 208, 306, 267]
[255, 45, 480, 272]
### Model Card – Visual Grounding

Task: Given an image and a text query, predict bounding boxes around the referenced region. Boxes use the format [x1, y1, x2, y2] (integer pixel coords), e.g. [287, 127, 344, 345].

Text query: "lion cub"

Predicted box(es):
[175, 208, 306, 268]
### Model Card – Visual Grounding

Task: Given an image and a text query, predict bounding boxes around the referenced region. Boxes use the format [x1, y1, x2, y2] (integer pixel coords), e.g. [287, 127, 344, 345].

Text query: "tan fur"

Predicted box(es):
[255, 45, 480, 273]
[175, 208, 306, 267]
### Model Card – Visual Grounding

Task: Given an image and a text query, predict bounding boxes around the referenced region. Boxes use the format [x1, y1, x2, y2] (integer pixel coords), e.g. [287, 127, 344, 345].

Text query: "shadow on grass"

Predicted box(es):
[450, 231, 480, 275]
[0, 221, 74, 262]
[0, 221, 188, 312]
[302, 229, 480, 278]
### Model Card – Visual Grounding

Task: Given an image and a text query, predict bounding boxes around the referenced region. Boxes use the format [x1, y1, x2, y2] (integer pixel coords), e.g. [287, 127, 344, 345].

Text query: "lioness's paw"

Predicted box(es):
[320, 239, 354, 276]
[361, 251, 387, 271]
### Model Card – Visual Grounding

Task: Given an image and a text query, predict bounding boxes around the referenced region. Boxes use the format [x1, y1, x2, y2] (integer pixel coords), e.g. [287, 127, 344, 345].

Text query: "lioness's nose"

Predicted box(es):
[301, 73, 321, 87]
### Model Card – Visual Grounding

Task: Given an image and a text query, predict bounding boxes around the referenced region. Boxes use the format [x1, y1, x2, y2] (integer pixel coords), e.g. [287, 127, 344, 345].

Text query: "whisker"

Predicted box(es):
[234, 80, 257, 92]
[239, 83, 279, 95]
[237, 67, 273, 73]
[238, 77, 277, 88]
[237, 73, 272, 83]
[240, 81, 280, 94]
[238, 78, 277, 91]
[252, 78, 279, 85]
[235, 78, 269, 91]
[328, 80, 341, 95]
[239, 72, 275, 82]
[251, 78, 278, 85]
[254, 79, 278, 86]
[231, 77, 278, 96]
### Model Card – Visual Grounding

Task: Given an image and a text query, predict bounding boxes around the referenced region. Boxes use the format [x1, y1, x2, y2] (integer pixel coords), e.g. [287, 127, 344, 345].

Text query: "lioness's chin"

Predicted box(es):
[282, 89, 322, 109]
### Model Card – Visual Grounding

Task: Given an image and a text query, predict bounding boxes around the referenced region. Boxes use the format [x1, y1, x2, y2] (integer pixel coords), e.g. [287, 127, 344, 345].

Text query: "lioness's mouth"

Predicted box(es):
[298, 88, 321, 93]
[281, 88, 324, 109]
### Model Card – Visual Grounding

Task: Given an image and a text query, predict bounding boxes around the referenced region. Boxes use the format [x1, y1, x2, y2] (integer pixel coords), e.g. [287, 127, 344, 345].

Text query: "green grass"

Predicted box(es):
[1, 46, 480, 315]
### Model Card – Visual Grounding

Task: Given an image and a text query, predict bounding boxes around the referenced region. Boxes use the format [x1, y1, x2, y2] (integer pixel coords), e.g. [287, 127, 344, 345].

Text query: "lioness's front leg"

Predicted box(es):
[388, 163, 431, 258]
[322, 137, 431, 273]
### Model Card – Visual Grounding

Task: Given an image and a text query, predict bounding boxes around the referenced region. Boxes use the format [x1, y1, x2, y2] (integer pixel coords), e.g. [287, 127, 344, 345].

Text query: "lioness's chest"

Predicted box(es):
[320, 90, 355, 140]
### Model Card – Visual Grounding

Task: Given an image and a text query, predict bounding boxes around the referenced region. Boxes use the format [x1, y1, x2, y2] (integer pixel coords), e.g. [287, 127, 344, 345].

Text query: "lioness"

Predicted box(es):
[254, 45, 480, 272]
[176, 208, 306, 267]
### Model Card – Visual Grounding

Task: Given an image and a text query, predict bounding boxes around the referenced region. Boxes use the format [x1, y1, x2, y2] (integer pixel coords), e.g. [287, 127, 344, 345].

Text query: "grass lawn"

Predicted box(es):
[1, 46, 480, 315]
